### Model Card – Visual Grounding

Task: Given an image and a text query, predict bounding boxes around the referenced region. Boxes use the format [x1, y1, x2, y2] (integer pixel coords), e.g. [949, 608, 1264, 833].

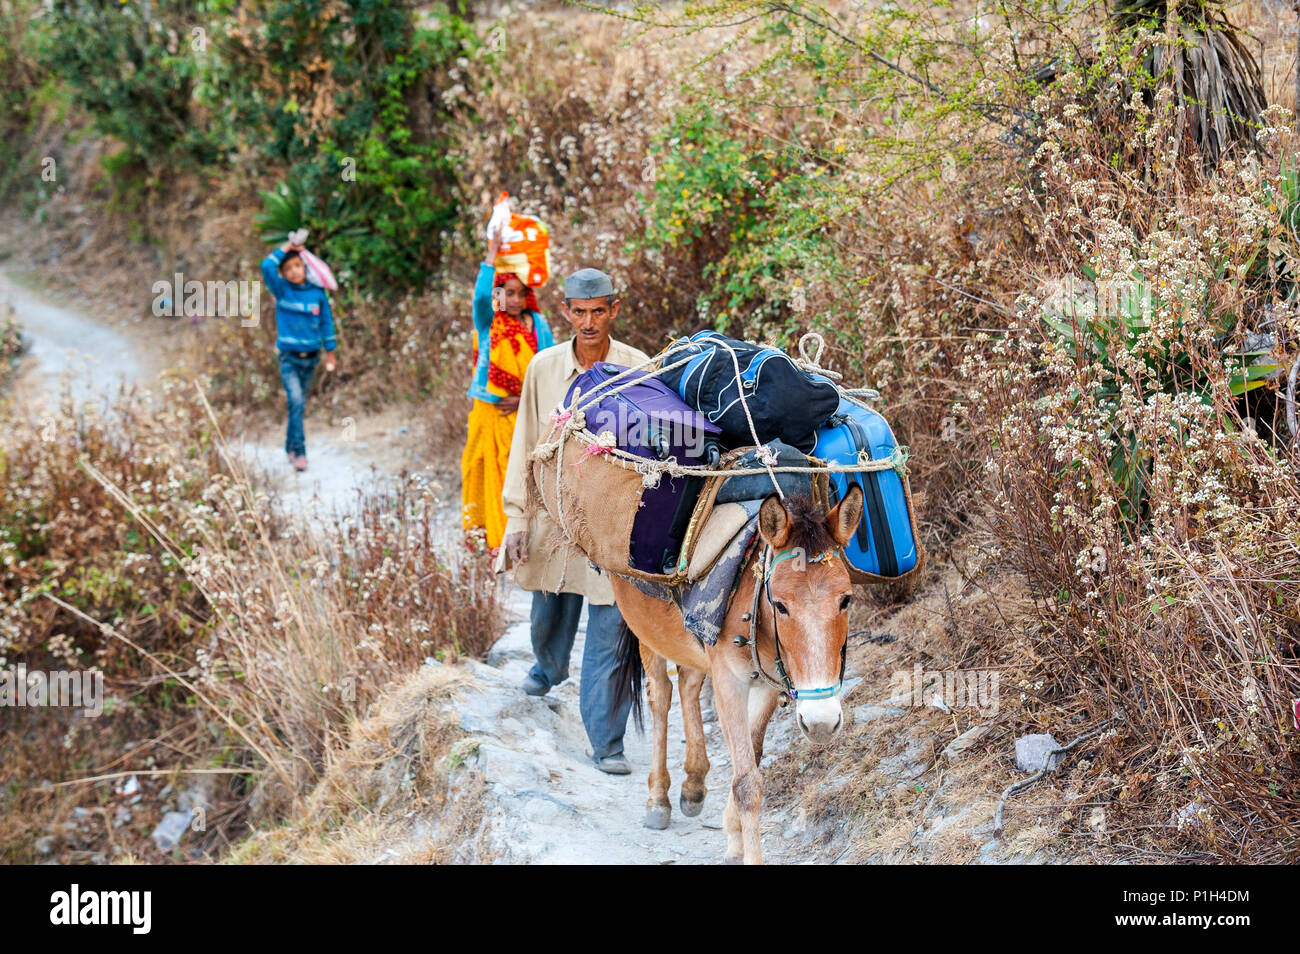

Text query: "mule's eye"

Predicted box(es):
[774, 601, 789, 616]
[839, 594, 852, 612]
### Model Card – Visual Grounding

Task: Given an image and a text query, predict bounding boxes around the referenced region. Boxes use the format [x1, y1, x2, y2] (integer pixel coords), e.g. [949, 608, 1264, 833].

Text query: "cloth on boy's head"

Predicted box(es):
[564, 268, 614, 300]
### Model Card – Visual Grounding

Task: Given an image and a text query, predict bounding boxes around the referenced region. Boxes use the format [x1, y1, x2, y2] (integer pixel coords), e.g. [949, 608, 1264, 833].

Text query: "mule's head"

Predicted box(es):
[757, 484, 863, 745]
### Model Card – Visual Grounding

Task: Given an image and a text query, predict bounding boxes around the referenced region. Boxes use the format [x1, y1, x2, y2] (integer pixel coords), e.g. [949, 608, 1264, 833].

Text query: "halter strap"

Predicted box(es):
[764, 546, 836, 580]
[747, 544, 846, 703]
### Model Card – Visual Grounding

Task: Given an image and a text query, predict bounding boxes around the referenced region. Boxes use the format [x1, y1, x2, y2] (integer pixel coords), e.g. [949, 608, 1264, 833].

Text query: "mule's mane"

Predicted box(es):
[780, 495, 835, 556]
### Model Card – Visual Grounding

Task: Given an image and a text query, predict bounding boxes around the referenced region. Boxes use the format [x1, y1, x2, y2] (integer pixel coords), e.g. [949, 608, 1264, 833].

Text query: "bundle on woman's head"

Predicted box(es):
[488, 192, 552, 290]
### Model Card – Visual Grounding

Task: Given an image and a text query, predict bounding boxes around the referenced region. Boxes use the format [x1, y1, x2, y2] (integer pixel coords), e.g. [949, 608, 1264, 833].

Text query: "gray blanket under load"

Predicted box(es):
[621, 499, 763, 646]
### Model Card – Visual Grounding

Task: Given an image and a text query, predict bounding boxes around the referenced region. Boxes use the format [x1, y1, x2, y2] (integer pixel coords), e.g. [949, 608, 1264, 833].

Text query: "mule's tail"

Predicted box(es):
[613, 619, 645, 733]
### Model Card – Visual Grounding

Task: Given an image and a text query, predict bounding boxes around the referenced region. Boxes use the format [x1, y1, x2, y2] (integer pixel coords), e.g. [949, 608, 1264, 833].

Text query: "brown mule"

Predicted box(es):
[634, 648, 710, 831]
[613, 484, 864, 864]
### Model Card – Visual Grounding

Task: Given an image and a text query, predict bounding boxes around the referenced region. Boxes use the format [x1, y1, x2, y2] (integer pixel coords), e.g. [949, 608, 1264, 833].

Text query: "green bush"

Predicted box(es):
[39, 0, 225, 173]
[635, 104, 847, 335]
[0, 0, 50, 195]
[211, 0, 475, 292]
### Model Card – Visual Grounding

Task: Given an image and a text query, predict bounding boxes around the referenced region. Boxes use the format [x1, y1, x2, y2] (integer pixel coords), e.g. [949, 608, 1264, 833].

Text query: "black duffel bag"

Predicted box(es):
[658, 331, 840, 453]
[714, 439, 813, 503]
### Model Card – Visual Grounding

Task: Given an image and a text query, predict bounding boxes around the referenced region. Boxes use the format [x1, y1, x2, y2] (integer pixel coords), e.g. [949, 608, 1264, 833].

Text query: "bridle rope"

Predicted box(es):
[742, 544, 847, 704]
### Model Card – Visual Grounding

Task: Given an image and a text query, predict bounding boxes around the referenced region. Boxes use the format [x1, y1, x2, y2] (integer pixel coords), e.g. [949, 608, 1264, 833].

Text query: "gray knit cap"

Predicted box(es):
[564, 267, 615, 300]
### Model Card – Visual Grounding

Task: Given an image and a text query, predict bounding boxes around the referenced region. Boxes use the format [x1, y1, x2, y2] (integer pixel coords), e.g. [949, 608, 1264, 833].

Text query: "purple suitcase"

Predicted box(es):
[565, 363, 722, 575]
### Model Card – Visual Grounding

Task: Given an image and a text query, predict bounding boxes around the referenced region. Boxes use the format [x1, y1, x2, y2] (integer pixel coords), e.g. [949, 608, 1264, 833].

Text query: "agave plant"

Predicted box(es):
[254, 180, 305, 244]
[1108, 0, 1267, 166]
[255, 179, 369, 252]
[1275, 154, 1300, 248]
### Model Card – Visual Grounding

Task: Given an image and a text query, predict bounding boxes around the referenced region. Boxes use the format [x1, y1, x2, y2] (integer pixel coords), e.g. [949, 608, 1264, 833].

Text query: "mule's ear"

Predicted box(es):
[826, 482, 863, 549]
[758, 493, 791, 549]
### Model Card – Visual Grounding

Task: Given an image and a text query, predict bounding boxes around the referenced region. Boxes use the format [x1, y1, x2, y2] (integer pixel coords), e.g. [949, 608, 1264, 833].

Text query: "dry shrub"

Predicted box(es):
[0, 379, 504, 862]
[965, 68, 1300, 860]
[0, 303, 23, 385]
[0, 377, 250, 863]
[144, 392, 504, 825]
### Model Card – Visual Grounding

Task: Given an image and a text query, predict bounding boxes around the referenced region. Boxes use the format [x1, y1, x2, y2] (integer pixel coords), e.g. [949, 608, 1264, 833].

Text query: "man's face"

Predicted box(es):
[562, 296, 619, 348]
[497, 277, 528, 317]
[281, 256, 306, 285]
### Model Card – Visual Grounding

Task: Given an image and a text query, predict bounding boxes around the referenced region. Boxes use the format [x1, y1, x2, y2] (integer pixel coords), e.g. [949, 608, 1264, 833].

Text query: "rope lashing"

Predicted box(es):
[795, 331, 881, 405]
[891, 445, 911, 478]
[559, 339, 784, 497]
[532, 431, 907, 481]
[572, 431, 616, 476]
[528, 328, 906, 578]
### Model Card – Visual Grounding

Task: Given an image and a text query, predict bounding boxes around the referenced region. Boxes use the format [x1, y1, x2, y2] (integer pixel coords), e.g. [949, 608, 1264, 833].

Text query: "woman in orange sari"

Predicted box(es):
[461, 229, 554, 552]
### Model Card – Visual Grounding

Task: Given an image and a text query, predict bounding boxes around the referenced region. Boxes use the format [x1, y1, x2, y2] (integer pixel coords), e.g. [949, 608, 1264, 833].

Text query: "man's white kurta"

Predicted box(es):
[501, 335, 651, 604]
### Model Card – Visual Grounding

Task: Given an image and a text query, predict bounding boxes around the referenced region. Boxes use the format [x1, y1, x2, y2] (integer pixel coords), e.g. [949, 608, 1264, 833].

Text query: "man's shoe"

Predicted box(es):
[593, 754, 632, 775]
[293, 454, 308, 472]
[521, 674, 549, 697]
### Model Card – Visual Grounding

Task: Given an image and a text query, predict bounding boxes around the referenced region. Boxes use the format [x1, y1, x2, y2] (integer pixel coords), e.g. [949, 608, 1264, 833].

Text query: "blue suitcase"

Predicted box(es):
[814, 400, 920, 581]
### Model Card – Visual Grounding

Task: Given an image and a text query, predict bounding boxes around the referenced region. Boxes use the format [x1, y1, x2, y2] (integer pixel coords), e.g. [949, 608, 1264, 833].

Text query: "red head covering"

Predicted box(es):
[494, 272, 540, 315]
[488, 273, 541, 396]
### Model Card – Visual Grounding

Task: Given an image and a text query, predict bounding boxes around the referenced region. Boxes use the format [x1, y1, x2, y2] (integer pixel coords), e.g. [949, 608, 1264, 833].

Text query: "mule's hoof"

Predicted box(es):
[643, 805, 671, 830]
[723, 853, 744, 865]
[680, 794, 705, 817]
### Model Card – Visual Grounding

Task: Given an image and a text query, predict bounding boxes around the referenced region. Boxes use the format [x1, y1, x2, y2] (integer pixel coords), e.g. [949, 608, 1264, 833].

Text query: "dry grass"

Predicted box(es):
[227, 664, 493, 864]
[0, 379, 504, 863]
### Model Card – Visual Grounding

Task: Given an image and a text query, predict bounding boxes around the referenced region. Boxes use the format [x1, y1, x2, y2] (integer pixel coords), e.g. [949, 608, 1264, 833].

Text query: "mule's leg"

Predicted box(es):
[643, 646, 673, 830]
[709, 659, 764, 865]
[722, 790, 742, 863]
[749, 690, 781, 765]
[677, 666, 710, 817]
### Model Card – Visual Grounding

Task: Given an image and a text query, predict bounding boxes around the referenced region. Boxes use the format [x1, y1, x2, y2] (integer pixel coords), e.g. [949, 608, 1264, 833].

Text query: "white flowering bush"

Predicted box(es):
[966, 58, 1300, 859]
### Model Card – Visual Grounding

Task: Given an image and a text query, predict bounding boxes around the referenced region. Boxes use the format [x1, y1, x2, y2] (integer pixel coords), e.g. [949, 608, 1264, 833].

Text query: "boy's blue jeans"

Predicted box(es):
[278, 349, 319, 457]
[528, 592, 631, 760]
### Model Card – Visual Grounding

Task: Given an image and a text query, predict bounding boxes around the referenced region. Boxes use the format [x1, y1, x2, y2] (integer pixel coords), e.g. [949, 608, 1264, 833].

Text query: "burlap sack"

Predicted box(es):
[528, 427, 681, 584]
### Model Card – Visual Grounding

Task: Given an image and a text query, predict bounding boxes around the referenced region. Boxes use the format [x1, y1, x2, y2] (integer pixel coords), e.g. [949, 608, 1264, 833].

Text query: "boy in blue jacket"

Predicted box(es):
[261, 241, 338, 471]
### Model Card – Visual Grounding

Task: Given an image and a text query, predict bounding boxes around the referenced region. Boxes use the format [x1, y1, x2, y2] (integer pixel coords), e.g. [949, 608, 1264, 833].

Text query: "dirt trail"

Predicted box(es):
[1, 271, 166, 410]
[458, 586, 813, 864]
[3, 268, 419, 523]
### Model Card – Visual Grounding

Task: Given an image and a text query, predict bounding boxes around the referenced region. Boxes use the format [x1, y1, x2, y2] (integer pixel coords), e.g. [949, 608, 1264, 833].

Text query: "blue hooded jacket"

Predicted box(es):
[261, 248, 338, 353]
[467, 262, 555, 402]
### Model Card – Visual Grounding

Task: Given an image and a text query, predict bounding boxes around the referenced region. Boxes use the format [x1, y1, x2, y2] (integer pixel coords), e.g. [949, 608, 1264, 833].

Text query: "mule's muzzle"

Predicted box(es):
[796, 698, 843, 744]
